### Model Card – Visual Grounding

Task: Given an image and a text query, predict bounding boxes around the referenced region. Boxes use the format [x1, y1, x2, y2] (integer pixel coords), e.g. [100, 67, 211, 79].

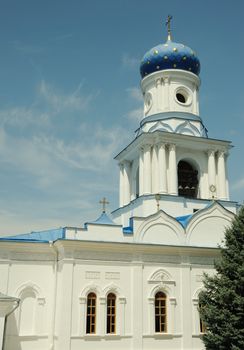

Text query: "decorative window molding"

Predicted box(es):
[147, 269, 176, 336]
[78, 282, 126, 337]
[192, 287, 205, 335]
[14, 281, 45, 337]
[79, 283, 101, 336]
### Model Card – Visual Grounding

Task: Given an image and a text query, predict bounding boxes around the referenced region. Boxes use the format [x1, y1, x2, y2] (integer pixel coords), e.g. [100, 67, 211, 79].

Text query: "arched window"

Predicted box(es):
[155, 291, 167, 333]
[199, 303, 206, 333]
[178, 160, 198, 198]
[106, 293, 116, 334]
[86, 292, 96, 334]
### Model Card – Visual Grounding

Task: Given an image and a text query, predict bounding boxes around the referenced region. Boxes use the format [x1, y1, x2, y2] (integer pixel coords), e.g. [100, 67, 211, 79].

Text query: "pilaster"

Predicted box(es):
[123, 161, 131, 205]
[119, 163, 124, 207]
[152, 144, 159, 193]
[55, 259, 74, 350]
[131, 262, 143, 349]
[168, 144, 177, 195]
[217, 150, 227, 200]
[139, 148, 144, 196]
[208, 150, 216, 198]
[158, 142, 167, 194]
[143, 144, 152, 194]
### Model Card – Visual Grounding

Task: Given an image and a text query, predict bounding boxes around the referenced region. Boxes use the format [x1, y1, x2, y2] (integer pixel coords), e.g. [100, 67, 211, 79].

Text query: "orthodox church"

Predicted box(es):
[0, 19, 239, 350]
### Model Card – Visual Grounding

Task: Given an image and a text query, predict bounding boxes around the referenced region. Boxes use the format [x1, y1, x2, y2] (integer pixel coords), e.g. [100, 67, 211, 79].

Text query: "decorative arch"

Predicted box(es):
[80, 283, 102, 299]
[14, 281, 45, 336]
[134, 210, 185, 245]
[102, 283, 123, 298]
[149, 121, 174, 133]
[175, 120, 201, 136]
[186, 201, 235, 247]
[148, 269, 173, 284]
[15, 281, 44, 300]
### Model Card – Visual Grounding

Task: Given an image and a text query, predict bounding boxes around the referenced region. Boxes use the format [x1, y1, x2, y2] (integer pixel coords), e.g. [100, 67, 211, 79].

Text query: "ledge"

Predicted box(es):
[71, 334, 132, 340]
[143, 333, 182, 339]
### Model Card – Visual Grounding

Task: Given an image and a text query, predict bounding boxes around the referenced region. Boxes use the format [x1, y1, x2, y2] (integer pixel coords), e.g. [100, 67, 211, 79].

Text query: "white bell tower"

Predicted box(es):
[112, 19, 232, 227]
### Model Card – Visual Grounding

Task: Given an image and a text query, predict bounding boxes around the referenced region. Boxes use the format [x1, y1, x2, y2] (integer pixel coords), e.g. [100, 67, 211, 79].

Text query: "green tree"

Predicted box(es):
[199, 206, 244, 350]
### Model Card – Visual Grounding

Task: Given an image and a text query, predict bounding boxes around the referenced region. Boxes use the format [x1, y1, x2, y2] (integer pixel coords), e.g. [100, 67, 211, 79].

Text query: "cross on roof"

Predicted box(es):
[165, 14, 173, 41]
[99, 197, 109, 213]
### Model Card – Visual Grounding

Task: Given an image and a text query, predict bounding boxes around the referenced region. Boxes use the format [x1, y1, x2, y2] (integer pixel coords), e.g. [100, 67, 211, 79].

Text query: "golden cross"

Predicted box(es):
[99, 197, 109, 213]
[166, 15, 173, 41]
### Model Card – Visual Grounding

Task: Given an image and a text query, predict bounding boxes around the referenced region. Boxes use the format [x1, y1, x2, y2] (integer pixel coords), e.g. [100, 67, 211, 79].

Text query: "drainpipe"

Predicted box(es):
[2, 299, 20, 350]
[48, 241, 58, 350]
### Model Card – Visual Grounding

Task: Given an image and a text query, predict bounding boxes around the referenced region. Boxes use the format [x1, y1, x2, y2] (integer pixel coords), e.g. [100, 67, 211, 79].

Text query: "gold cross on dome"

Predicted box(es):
[166, 15, 173, 41]
[99, 197, 109, 213]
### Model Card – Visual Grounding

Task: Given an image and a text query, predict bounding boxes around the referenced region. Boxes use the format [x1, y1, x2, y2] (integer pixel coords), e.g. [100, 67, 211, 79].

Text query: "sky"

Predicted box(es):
[0, 0, 243, 235]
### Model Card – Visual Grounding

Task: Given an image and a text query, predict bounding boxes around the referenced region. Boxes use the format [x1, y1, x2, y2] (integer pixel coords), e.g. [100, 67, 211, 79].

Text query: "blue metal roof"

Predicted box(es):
[0, 228, 65, 243]
[140, 39, 200, 78]
[123, 217, 134, 234]
[88, 212, 116, 226]
[175, 214, 193, 228]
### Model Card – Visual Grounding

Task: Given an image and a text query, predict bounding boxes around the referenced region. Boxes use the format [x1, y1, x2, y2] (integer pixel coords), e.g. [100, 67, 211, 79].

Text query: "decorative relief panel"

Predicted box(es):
[105, 272, 120, 280]
[85, 271, 100, 280]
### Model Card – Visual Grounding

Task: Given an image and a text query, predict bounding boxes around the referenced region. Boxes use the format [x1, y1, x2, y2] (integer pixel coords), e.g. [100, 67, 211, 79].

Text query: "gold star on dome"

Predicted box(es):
[154, 50, 159, 55]
[183, 56, 187, 60]
[164, 55, 168, 60]
[173, 47, 178, 52]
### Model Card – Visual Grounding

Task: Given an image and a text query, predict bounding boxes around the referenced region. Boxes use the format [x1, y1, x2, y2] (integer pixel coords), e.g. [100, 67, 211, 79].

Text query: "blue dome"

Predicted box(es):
[140, 40, 200, 78]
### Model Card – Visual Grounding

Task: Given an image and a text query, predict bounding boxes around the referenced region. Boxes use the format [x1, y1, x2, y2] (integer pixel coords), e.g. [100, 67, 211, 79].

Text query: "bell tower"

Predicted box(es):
[112, 18, 232, 226]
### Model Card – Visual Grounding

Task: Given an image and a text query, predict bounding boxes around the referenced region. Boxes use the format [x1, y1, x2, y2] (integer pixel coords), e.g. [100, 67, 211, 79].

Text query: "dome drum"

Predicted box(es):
[141, 69, 200, 118]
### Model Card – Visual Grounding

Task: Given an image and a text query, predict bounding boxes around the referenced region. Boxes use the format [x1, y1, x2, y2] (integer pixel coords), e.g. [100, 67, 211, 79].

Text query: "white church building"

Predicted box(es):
[0, 20, 239, 350]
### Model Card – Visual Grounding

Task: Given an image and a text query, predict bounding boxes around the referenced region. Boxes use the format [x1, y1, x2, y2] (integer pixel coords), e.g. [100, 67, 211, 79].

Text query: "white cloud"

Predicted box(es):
[11, 40, 45, 55]
[122, 54, 139, 69]
[38, 80, 94, 113]
[127, 107, 143, 122]
[0, 106, 50, 128]
[126, 87, 143, 102]
[232, 178, 244, 190]
[0, 80, 126, 235]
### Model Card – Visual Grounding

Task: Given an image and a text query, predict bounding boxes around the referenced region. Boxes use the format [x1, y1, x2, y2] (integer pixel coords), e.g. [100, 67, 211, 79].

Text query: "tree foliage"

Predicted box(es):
[199, 206, 244, 349]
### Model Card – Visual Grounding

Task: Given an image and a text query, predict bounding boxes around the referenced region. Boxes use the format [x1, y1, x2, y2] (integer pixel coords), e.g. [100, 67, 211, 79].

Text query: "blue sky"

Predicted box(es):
[0, 0, 243, 235]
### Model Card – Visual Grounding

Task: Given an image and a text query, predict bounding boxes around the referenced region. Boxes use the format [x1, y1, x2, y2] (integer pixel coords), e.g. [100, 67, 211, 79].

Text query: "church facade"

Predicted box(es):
[0, 22, 239, 350]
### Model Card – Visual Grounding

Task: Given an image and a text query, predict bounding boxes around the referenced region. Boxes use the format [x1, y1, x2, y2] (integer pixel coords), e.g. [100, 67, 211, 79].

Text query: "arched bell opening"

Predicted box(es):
[177, 160, 199, 198]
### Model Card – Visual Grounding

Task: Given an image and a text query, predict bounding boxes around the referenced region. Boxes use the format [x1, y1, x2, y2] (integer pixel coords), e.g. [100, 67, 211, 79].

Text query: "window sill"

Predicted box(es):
[71, 334, 132, 340]
[18, 335, 48, 340]
[143, 333, 181, 339]
[192, 333, 204, 338]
